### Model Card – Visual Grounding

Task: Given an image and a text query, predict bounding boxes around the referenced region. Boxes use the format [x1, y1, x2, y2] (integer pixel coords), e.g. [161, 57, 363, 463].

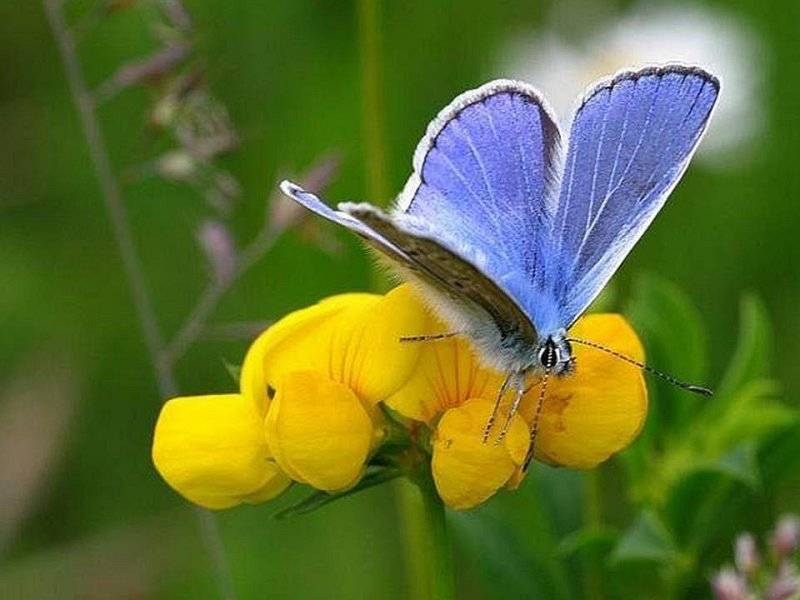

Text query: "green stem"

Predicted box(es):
[396, 468, 456, 600]
[583, 470, 605, 600]
[354, 7, 454, 595]
[356, 0, 389, 205]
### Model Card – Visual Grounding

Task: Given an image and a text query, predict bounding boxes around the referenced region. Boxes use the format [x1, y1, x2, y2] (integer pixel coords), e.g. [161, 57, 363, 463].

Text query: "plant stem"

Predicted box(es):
[583, 470, 605, 600]
[44, 2, 236, 598]
[397, 470, 456, 600]
[162, 226, 279, 363]
[356, 0, 389, 205]
[354, 5, 452, 594]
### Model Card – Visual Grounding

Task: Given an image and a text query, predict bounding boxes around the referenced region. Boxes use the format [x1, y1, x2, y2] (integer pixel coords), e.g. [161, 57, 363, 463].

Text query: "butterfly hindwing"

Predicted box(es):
[549, 66, 719, 327]
[280, 182, 539, 349]
[341, 202, 538, 344]
[279, 182, 411, 263]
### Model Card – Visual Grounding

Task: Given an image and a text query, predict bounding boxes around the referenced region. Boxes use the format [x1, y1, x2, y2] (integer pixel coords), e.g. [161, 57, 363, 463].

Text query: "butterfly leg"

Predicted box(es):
[399, 332, 463, 343]
[495, 373, 526, 444]
[482, 371, 514, 443]
[522, 368, 551, 472]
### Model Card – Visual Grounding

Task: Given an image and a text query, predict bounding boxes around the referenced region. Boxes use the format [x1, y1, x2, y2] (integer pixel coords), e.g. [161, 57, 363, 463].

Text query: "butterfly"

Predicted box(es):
[280, 65, 718, 450]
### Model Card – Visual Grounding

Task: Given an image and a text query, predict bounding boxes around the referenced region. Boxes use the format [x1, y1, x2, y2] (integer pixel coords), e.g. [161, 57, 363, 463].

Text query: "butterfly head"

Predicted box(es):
[536, 333, 574, 376]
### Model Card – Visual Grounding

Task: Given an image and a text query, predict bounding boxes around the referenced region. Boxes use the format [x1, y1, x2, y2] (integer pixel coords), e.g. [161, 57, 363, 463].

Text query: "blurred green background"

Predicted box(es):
[2, 0, 799, 598]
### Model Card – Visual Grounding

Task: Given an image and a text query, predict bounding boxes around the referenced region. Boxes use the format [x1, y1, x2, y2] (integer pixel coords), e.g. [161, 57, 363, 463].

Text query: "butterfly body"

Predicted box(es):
[281, 65, 719, 387]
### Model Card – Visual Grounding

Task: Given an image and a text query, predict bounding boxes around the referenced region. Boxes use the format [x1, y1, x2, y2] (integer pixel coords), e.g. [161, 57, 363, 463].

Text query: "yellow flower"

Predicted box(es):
[152, 394, 290, 509]
[243, 284, 429, 491]
[518, 314, 647, 470]
[388, 312, 647, 510]
[432, 397, 530, 510]
[152, 283, 428, 506]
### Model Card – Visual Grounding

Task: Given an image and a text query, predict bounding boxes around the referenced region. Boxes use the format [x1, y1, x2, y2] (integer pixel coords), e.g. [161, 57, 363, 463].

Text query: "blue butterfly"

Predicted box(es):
[281, 65, 718, 448]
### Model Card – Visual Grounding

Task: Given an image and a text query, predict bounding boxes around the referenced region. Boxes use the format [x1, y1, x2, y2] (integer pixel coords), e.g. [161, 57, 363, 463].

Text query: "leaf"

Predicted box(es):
[557, 526, 619, 558]
[625, 274, 708, 437]
[610, 511, 677, 566]
[449, 465, 579, 600]
[759, 421, 800, 486]
[272, 467, 402, 519]
[709, 442, 761, 489]
[717, 294, 773, 399]
[450, 502, 573, 600]
[701, 380, 795, 453]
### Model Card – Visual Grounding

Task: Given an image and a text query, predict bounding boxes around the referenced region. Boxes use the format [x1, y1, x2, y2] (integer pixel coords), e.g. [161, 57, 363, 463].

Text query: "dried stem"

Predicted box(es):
[43, 1, 236, 598]
[162, 225, 278, 365]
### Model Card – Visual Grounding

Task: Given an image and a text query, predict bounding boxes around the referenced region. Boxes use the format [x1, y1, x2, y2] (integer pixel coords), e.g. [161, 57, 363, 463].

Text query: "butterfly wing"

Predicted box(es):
[549, 65, 719, 327]
[280, 182, 538, 350]
[341, 202, 538, 345]
[279, 181, 409, 262]
[396, 79, 561, 292]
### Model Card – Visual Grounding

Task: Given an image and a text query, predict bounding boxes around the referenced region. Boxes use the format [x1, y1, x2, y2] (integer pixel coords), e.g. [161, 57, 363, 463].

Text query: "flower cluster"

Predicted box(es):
[711, 515, 800, 600]
[152, 284, 648, 510]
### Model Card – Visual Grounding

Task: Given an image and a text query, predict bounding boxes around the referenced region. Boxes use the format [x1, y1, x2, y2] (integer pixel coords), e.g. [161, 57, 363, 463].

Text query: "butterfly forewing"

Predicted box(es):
[549, 66, 719, 327]
[397, 80, 561, 288]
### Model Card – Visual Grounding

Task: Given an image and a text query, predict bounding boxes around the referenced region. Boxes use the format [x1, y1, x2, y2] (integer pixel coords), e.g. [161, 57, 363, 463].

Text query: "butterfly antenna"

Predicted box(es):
[482, 371, 513, 443]
[522, 368, 550, 472]
[566, 337, 713, 397]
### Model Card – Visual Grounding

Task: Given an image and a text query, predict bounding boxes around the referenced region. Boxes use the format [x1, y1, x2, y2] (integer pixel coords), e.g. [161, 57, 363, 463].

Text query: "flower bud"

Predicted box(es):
[197, 220, 236, 283]
[767, 562, 800, 600]
[711, 568, 748, 600]
[734, 533, 760, 577]
[157, 149, 196, 181]
[770, 514, 800, 558]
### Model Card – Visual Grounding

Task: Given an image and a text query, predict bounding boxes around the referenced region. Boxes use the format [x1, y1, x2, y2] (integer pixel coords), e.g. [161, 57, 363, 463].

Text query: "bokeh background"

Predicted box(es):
[2, 0, 799, 598]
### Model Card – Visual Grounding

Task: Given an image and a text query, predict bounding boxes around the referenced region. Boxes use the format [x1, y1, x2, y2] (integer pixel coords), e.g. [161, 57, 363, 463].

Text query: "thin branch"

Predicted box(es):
[162, 226, 278, 365]
[44, 0, 173, 397]
[163, 153, 341, 365]
[43, 2, 236, 598]
[200, 321, 272, 341]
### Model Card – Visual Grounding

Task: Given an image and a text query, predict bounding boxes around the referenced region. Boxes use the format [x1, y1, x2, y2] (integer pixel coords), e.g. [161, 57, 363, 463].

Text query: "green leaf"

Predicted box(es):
[610, 511, 677, 566]
[272, 467, 402, 519]
[707, 442, 760, 489]
[625, 274, 708, 437]
[557, 526, 619, 558]
[448, 508, 573, 600]
[759, 421, 800, 486]
[701, 380, 794, 453]
[717, 294, 773, 399]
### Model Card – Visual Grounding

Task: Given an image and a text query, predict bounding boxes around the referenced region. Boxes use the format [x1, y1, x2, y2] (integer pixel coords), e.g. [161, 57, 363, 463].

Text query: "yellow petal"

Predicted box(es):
[240, 292, 375, 413]
[387, 324, 505, 424]
[519, 314, 648, 469]
[432, 398, 529, 510]
[265, 371, 374, 491]
[152, 394, 290, 510]
[343, 284, 431, 402]
[243, 285, 427, 406]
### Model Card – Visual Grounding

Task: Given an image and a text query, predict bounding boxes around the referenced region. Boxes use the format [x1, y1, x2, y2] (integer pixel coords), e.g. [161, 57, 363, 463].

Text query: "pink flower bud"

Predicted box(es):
[767, 562, 800, 600]
[198, 220, 236, 283]
[711, 568, 749, 600]
[734, 533, 760, 576]
[771, 515, 800, 558]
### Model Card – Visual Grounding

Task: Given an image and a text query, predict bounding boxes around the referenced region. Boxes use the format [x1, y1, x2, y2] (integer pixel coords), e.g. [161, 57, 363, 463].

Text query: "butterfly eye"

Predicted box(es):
[538, 341, 559, 370]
